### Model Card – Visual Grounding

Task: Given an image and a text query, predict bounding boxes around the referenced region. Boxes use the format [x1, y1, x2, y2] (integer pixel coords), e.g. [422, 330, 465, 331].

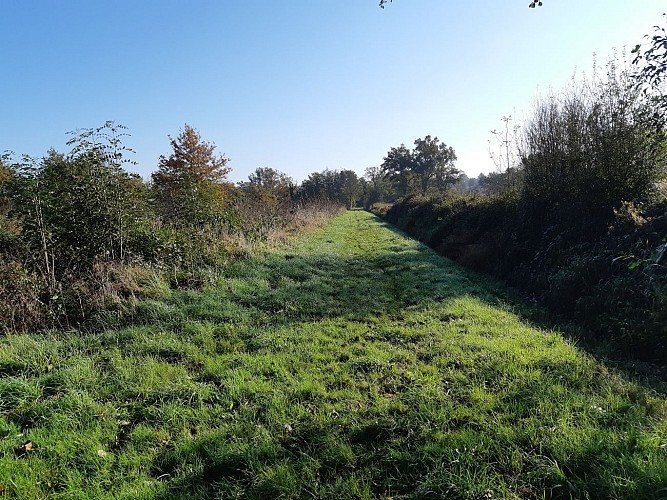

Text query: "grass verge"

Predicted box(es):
[0, 210, 665, 499]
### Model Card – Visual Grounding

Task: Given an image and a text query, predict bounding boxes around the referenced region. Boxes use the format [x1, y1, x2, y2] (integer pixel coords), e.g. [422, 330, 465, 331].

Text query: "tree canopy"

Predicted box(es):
[152, 124, 231, 225]
[300, 169, 361, 209]
[247, 167, 293, 192]
[632, 14, 667, 115]
[381, 136, 460, 196]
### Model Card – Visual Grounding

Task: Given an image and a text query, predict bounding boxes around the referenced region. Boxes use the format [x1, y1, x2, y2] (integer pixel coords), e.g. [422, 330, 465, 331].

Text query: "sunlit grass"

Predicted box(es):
[0, 211, 665, 498]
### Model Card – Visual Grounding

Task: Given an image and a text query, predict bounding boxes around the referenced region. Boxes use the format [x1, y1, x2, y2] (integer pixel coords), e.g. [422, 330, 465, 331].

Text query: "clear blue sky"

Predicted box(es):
[1, 1, 664, 183]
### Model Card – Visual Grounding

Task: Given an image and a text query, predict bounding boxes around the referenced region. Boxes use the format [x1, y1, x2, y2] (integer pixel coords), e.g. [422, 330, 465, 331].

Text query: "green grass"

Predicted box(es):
[0, 210, 665, 499]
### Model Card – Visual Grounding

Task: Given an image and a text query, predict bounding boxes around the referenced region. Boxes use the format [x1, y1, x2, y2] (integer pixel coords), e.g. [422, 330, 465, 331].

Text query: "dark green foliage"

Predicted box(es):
[381, 194, 667, 363]
[381, 136, 461, 196]
[360, 166, 394, 208]
[299, 168, 361, 208]
[413, 135, 459, 194]
[8, 122, 148, 280]
[10, 151, 143, 278]
[381, 143, 415, 197]
[477, 168, 524, 195]
[519, 61, 666, 211]
[632, 14, 667, 115]
[2, 127, 151, 327]
[247, 167, 294, 192]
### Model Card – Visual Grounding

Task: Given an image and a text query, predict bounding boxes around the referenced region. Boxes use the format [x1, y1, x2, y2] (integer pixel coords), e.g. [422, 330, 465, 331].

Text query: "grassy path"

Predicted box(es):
[0, 211, 665, 499]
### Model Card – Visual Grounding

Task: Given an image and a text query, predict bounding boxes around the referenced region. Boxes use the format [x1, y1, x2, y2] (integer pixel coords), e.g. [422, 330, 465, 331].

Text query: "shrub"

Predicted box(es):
[379, 195, 667, 364]
[7, 124, 147, 285]
[520, 57, 667, 212]
[0, 260, 47, 332]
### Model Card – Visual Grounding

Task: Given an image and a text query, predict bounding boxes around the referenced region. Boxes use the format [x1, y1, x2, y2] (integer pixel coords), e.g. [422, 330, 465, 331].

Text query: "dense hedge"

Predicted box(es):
[379, 194, 667, 364]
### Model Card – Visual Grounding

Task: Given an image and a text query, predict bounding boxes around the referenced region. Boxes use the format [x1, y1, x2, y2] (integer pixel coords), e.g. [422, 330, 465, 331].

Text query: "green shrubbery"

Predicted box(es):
[520, 58, 666, 211]
[382, 193, 667, 363]
[0, 123, 343, 332]
[380, 48, 667, 363]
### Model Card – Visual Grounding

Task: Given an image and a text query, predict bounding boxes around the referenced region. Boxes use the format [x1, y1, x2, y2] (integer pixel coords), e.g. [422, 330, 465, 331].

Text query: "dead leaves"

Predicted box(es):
[14, 440, 34, 457]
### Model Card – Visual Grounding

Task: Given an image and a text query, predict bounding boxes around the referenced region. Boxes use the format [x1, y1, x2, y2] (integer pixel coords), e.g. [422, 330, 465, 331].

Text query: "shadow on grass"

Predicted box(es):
[149, 218, 504, 319]
[135, 216, 664, 385]
[104, 212, 665, 499]
[372, 215, 667, 387]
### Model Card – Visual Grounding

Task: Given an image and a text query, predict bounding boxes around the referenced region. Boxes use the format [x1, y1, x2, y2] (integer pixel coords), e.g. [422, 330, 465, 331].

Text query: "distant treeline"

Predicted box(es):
[373, 38, 667, 364]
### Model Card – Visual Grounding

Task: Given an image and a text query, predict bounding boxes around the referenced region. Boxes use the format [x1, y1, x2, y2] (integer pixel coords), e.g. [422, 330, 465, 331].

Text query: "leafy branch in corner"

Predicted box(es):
[379, 1, 544, 8]
[631, 14, 667, 114]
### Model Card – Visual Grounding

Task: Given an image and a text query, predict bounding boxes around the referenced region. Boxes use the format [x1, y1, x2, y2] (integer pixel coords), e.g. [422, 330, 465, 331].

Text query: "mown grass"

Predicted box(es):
[0, 210, 665, 499]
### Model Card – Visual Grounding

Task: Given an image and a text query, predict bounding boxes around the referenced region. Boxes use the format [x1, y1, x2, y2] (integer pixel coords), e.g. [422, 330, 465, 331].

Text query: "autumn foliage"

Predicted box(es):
[152, 124, 232, 226]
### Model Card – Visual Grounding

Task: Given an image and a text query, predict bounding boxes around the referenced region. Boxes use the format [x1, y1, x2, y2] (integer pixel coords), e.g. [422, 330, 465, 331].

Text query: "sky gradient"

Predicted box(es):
[2, 1, 665, 183]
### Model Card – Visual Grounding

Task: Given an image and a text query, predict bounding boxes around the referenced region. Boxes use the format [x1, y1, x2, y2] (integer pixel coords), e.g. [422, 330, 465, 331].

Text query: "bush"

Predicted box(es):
[0, 260, 47, 332]
[8, 138, 147, 284]
[520, 57, 667, 212]
[378, 195, 667, 364]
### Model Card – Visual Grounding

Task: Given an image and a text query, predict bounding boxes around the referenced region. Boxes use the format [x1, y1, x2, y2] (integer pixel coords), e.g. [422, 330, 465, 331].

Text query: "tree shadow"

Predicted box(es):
[116, 214, 666, 499]
[372, 215, 667, 388]
[126, 213, 667, 395]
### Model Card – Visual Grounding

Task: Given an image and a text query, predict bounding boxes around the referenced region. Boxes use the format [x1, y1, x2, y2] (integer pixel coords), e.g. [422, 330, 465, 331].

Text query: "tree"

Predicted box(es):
[361, 166, 393, 208]
[381, 136, 460, 196]
[300, 170, 333, 201]
[299, 168, 361, 208]
[244, 167, 295, 217]
[412, 135, 459, 195]
[477, 169, 523, 195]
[337, 169, 362, 209]
[381, 144, 414, 196]
[152, 124, 231, 226]
[247, 167, 294, 195]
